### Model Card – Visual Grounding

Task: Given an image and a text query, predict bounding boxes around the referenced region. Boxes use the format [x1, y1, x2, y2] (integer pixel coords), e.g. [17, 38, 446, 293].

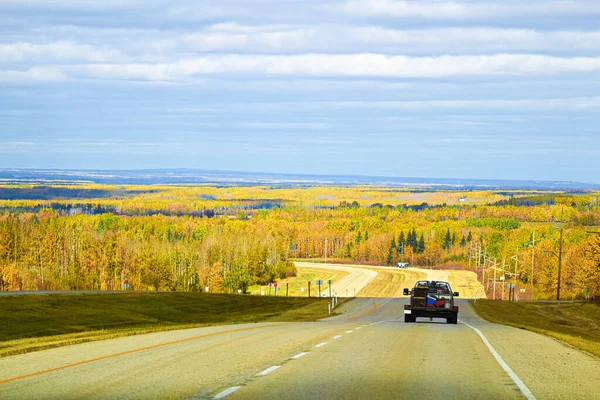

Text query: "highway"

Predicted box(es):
[294, 262, 378, 298]
[2, 298, 599, 399]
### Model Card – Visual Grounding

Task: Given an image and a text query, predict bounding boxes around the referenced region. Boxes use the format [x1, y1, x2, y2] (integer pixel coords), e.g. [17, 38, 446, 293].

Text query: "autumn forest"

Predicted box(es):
[0, 184, 599, 299]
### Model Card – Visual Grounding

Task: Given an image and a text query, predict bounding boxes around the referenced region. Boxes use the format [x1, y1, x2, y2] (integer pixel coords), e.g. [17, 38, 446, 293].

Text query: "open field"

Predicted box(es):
[408, 268, 486, 299]
[248, 266, 350, 297]
[355, 268, 426, 297]
[0, 292, 337, 357]
[471, 299, 600, 357]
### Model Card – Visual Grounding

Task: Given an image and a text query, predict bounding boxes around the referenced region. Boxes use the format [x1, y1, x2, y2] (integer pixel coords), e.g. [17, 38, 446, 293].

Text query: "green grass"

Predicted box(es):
[0, 292, 338, 357]
[471, 300, 600, 358]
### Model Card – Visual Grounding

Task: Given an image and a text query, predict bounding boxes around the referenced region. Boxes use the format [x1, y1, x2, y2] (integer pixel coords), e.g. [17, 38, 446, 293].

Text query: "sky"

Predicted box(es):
[1, 0, 600, 182]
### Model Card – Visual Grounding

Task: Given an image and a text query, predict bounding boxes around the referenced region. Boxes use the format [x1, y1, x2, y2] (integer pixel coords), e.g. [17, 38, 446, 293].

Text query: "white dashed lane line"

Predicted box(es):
[213, 386, 241, 399]
[256, 366, 281, 376]
[213, 325, 373, 398]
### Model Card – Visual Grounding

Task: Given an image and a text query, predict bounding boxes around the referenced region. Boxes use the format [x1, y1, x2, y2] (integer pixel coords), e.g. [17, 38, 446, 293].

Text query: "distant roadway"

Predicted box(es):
[1, 297, 599, 399]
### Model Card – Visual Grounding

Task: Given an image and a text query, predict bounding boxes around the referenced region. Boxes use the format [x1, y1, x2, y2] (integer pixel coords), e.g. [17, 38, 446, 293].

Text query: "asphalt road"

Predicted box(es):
[1, 299, 599, 399]
[294, 262, 378, 298]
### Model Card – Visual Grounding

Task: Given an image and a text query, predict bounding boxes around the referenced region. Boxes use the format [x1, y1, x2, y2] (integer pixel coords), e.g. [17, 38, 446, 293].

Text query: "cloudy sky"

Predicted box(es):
[1, 0, 600, 181]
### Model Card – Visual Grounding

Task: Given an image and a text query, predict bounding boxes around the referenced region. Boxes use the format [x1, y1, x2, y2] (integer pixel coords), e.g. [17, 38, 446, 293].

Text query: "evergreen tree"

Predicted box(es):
[391, 237, 397, 249]
[408, 228, 418, 251]
[418, 234, 425, 253]
[387, 247, 394, 265]
[467, 231, 472, 242]
[444, 229, 452, 251]
[397, 231, 405, 254]
[356, 231, 362, 243]
[460, 235, 467, 247]
[364, 231, 369, 241]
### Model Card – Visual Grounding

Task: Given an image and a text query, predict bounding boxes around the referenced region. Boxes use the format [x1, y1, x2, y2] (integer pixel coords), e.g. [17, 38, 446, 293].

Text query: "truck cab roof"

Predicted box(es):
[414, 280, 453, 294]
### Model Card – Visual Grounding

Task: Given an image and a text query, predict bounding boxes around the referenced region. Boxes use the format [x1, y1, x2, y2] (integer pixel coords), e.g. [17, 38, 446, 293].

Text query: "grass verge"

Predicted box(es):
[471, 300, 600, 357]
[0, 292, 339, 358]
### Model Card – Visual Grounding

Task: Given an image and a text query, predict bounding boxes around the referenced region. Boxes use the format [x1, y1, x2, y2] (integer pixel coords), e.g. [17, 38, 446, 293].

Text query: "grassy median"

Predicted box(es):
[471, 300, 600, 358]
[0, 292, 339, 357]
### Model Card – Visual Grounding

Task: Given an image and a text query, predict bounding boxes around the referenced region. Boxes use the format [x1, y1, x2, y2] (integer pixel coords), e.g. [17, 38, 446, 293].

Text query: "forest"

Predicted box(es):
[0, 184, 599, 299]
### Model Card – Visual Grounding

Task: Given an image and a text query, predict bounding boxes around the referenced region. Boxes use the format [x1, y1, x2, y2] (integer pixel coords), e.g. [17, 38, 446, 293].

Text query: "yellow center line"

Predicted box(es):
[348, 298, 378, 321]
[0, 323, 287, 385]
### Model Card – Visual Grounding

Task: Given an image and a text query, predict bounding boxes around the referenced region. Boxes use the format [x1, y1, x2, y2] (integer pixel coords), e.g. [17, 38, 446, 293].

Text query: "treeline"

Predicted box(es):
[1, 193, 599, 299]
[0, 213, 295, 293]
[0, 201, 286, 218]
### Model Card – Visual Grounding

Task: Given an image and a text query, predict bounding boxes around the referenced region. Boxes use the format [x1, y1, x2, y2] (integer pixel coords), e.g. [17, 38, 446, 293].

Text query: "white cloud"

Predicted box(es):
[0, 41, 127, 64]
[0, 0, 147, 10]
[59, 54, 600, 82]
[6, 25, 600, 69]
[321, 97, 600, 110]
[159, 97, 600, 113]
[336, 0, 600, 19]
[0, 66, 66, 82]
[240, 122, 327, 130]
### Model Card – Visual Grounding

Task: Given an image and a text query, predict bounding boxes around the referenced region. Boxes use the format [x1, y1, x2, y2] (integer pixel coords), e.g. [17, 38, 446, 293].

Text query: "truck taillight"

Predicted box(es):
[453, 306, 459, 312]
[404, 304, 410, 310]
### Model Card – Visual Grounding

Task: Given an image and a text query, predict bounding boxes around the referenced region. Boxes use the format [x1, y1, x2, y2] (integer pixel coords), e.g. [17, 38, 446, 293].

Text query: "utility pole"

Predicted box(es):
[513, 249, 518, 301]
[493, 258, 497, 300]
[482, 249, 488, 289]
[468, 241, 473, 269]
[501, 258, 506, 300]
[541, 223, 566, 300]
[531, 231, 535, 300]
[476, 245, 480, 275]
[524, 232, 536, 300]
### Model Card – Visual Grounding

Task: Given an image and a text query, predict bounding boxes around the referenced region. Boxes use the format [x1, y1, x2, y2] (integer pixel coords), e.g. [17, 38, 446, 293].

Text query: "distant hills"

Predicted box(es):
[0, 168, 598, 191]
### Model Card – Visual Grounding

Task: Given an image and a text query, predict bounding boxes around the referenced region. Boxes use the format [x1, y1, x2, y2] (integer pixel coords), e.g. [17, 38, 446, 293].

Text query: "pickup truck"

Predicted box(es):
[403, 280, 459, 324]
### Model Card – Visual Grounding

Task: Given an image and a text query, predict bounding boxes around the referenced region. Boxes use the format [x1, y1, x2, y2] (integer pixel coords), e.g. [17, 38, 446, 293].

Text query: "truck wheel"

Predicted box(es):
[446, 317, 453, 324]
[404, 315, 413, 323]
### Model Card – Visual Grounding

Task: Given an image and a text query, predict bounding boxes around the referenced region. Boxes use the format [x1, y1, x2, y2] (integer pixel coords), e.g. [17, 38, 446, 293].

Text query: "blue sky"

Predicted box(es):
[1, 0, 599, 182]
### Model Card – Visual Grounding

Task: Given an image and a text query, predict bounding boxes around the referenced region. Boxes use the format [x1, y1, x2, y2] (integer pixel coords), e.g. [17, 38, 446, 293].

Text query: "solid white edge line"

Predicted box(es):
[333, 335, 342, 339]
[291, 352, 308, 359]
[214, 386, 241, 399]
[355, 327, 362, 330]
[315, 342, 327, 348]
[346, 330, 354, 333]
[257, 366, 281, 376]
[461, 322, 536, 400]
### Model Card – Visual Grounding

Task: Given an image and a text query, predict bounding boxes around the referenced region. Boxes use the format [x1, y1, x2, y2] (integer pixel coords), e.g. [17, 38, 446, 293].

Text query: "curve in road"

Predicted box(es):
[294, 262, 378, 298]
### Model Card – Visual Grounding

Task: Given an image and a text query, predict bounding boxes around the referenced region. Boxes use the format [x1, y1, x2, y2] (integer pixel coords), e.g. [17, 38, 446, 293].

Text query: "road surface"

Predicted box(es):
[1, 299, 599, 399]
[294, 262, 378, 298]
